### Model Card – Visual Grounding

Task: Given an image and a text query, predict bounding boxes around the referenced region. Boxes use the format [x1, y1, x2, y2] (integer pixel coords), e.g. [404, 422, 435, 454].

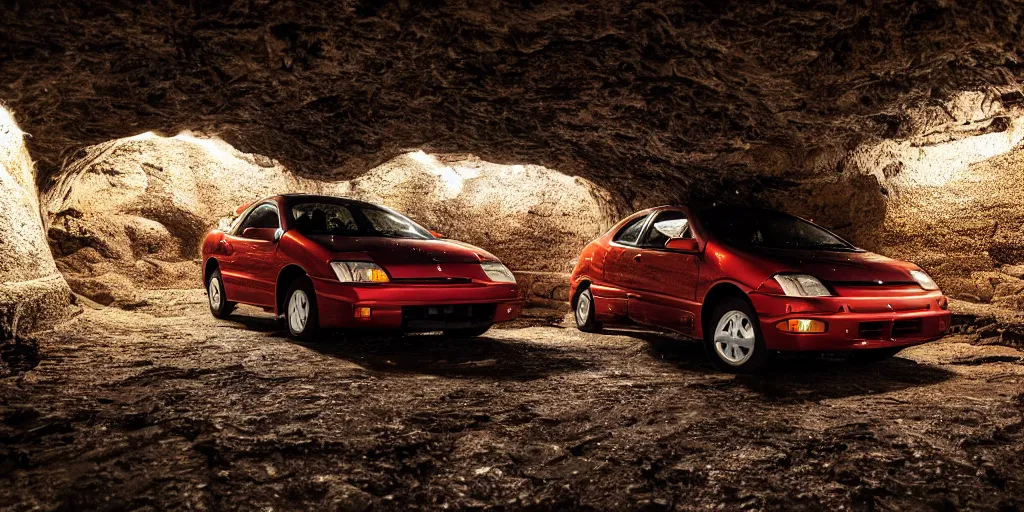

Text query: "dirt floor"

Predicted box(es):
[2, 290, 1023, 511]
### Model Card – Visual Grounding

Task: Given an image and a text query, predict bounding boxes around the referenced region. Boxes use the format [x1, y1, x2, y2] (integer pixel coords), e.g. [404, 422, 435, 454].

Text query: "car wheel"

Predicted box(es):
[704, 297, 768, 372]
[574, 287, 601, 333]
[207, 269, 235, 319]
[285, 278, 320, 341]
[849, 347, 904, 363]
[444, 325, 491, 338]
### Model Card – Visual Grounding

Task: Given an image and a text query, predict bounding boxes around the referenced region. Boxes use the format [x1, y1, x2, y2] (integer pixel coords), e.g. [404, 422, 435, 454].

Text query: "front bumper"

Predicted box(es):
[310, 276, 522, 330]
[749, 290, 951, 351]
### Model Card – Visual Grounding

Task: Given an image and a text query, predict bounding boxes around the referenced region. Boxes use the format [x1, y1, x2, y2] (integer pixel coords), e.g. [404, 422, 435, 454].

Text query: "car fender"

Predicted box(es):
[276, 230, 336, 280]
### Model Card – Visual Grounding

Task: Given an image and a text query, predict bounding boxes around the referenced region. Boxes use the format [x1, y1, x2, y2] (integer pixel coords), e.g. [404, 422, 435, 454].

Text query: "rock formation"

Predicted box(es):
[0, 106, 75, 331]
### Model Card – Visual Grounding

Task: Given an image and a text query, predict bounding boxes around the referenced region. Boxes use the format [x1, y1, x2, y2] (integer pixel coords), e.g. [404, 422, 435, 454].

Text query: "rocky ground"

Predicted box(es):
[1, 290, 1023, 511]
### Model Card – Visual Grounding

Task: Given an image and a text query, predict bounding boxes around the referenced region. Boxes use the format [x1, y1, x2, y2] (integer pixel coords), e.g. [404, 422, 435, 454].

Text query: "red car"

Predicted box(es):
[202, 194, 521, 339]
[570, 206, 951, 371]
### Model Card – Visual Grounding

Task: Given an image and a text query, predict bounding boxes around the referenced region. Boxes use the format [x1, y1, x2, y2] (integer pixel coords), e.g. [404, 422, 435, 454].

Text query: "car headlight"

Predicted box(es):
[773, 274, 832, 297]
[331, 261, 390, 283]
[910, 270, 939, 291]
[481, 261, 515, 283]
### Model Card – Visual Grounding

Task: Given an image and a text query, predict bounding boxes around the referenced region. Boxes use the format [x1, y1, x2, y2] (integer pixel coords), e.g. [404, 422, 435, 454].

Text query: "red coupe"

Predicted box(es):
[570, 206, 951, 371]
[202, 194, 521, 339]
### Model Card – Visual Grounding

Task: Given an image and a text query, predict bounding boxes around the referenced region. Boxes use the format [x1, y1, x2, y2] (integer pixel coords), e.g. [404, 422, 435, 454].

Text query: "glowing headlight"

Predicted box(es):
[773, 274, 831, 297]
[481, 261, 515, 283]
[331, 262, 390, 283]
[910, 270, 939, 291]
[775, 319, 828, 333]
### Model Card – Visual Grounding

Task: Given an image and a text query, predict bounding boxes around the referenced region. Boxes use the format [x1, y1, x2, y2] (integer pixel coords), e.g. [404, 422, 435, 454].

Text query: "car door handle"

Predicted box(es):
[633, 253, 642, 262]
[627, 293, 641, 299]
[218, 239, 233, 254]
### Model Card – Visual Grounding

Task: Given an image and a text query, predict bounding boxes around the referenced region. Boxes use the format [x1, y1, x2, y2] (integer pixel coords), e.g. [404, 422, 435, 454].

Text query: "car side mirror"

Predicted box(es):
[429, 230, 445, 239]
[242, 227, 280, 242]
[665, 237, 699, 253]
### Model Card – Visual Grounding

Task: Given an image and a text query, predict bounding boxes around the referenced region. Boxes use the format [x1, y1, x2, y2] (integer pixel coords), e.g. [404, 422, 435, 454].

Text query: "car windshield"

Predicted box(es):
[701, 207, 855, 251]
[290, 201, 433, 240]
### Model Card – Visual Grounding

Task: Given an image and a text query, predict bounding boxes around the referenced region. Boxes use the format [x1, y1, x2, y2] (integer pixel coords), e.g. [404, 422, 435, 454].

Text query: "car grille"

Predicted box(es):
[858, 319, 924, 339]
[858, 321, 885, 339]
[391, 277, 473, 285]
[402, 304, 496, 331]
[892, 319, 923, 337]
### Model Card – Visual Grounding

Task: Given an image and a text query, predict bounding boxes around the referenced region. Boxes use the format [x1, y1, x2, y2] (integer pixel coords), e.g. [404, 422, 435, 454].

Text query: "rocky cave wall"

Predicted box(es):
[880, 127, 1024, 307]
[6, 1, 1024, 197]
[768, 90, 1024, 309]
[0, 106, 75, 331]
[856, 91, 1024, 308]
[4, 1, 1024, 325]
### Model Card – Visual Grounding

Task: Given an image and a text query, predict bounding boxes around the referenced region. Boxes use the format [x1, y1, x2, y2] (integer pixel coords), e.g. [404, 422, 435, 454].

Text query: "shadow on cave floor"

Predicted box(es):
[729, 355, 957, 403]
[222, 311, 286, 334]
[290, 332, 592, 381]
[221, 313, 957, 394]
[608, 327, 957, 402]
[222, 311, 590, 380]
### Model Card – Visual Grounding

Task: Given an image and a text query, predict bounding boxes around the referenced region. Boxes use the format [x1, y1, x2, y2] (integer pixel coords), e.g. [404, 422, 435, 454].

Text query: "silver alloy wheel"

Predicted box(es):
[208, 278, 221, 311]
[713, 310, 756, 366]
[576, 291, 591, 325]
[288, 289, 310, 334]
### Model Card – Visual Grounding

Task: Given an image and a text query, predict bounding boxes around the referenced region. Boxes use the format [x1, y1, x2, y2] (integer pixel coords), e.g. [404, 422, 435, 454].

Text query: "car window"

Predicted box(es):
[641, 211, 691, 248]
[700, 207, 855, 251]
[293, 203, 358, 235]
[236, 203, 280, 233]
[361, 207, 430, 239]
[613, 214, 650, 246]
[291, 201, 433, 239]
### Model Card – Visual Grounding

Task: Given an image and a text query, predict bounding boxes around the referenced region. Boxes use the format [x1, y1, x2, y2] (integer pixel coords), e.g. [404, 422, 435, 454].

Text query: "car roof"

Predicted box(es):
[651, 205, 802, 217]
[271, 193, 381, 208]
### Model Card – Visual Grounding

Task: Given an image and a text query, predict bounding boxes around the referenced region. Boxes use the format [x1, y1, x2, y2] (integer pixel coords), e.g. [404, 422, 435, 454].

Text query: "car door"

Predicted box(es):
[630, 210, 701, 334]
[218, 202, 281, 307]
[602, 213, 652, 324]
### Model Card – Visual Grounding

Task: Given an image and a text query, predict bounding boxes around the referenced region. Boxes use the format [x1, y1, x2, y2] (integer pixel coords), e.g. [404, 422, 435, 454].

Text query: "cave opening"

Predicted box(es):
[38, 129, 622, 312]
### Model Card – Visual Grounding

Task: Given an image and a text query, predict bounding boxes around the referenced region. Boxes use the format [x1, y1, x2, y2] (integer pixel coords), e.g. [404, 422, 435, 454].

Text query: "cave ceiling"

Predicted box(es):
[2, 0, 1023, 205]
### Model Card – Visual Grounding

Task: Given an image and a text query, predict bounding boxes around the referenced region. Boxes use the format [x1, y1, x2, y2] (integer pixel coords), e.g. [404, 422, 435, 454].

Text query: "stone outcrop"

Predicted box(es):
[0, 106, 75, 332]
[337, 151, 623, 273]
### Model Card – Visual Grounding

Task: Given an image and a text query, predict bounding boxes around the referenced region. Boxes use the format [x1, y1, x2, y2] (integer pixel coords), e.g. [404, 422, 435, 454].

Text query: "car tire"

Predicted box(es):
[849, 347, 904, 363]
[444, 325, 491, 338]
[207, 269, 236, 319]
[574, 287, 602, 333]
[284, 278, 320, 341]
[704, 297, 768, 373]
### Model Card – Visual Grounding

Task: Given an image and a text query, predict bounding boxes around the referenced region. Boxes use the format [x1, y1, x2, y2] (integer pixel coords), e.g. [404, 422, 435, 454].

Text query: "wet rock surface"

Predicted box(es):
[2, 290, 1022, 510]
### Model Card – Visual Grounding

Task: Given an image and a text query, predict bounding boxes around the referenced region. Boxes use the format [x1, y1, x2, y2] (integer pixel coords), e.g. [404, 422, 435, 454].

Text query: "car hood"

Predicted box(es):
[748, 248, 918, 285]
[307, 235, 498, 265]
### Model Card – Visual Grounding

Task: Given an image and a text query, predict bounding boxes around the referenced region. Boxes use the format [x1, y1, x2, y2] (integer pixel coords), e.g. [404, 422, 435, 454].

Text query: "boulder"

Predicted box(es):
[338, 151, 623, 273]
[43, 131, 310, 293]
[0, 106, 76, 333]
